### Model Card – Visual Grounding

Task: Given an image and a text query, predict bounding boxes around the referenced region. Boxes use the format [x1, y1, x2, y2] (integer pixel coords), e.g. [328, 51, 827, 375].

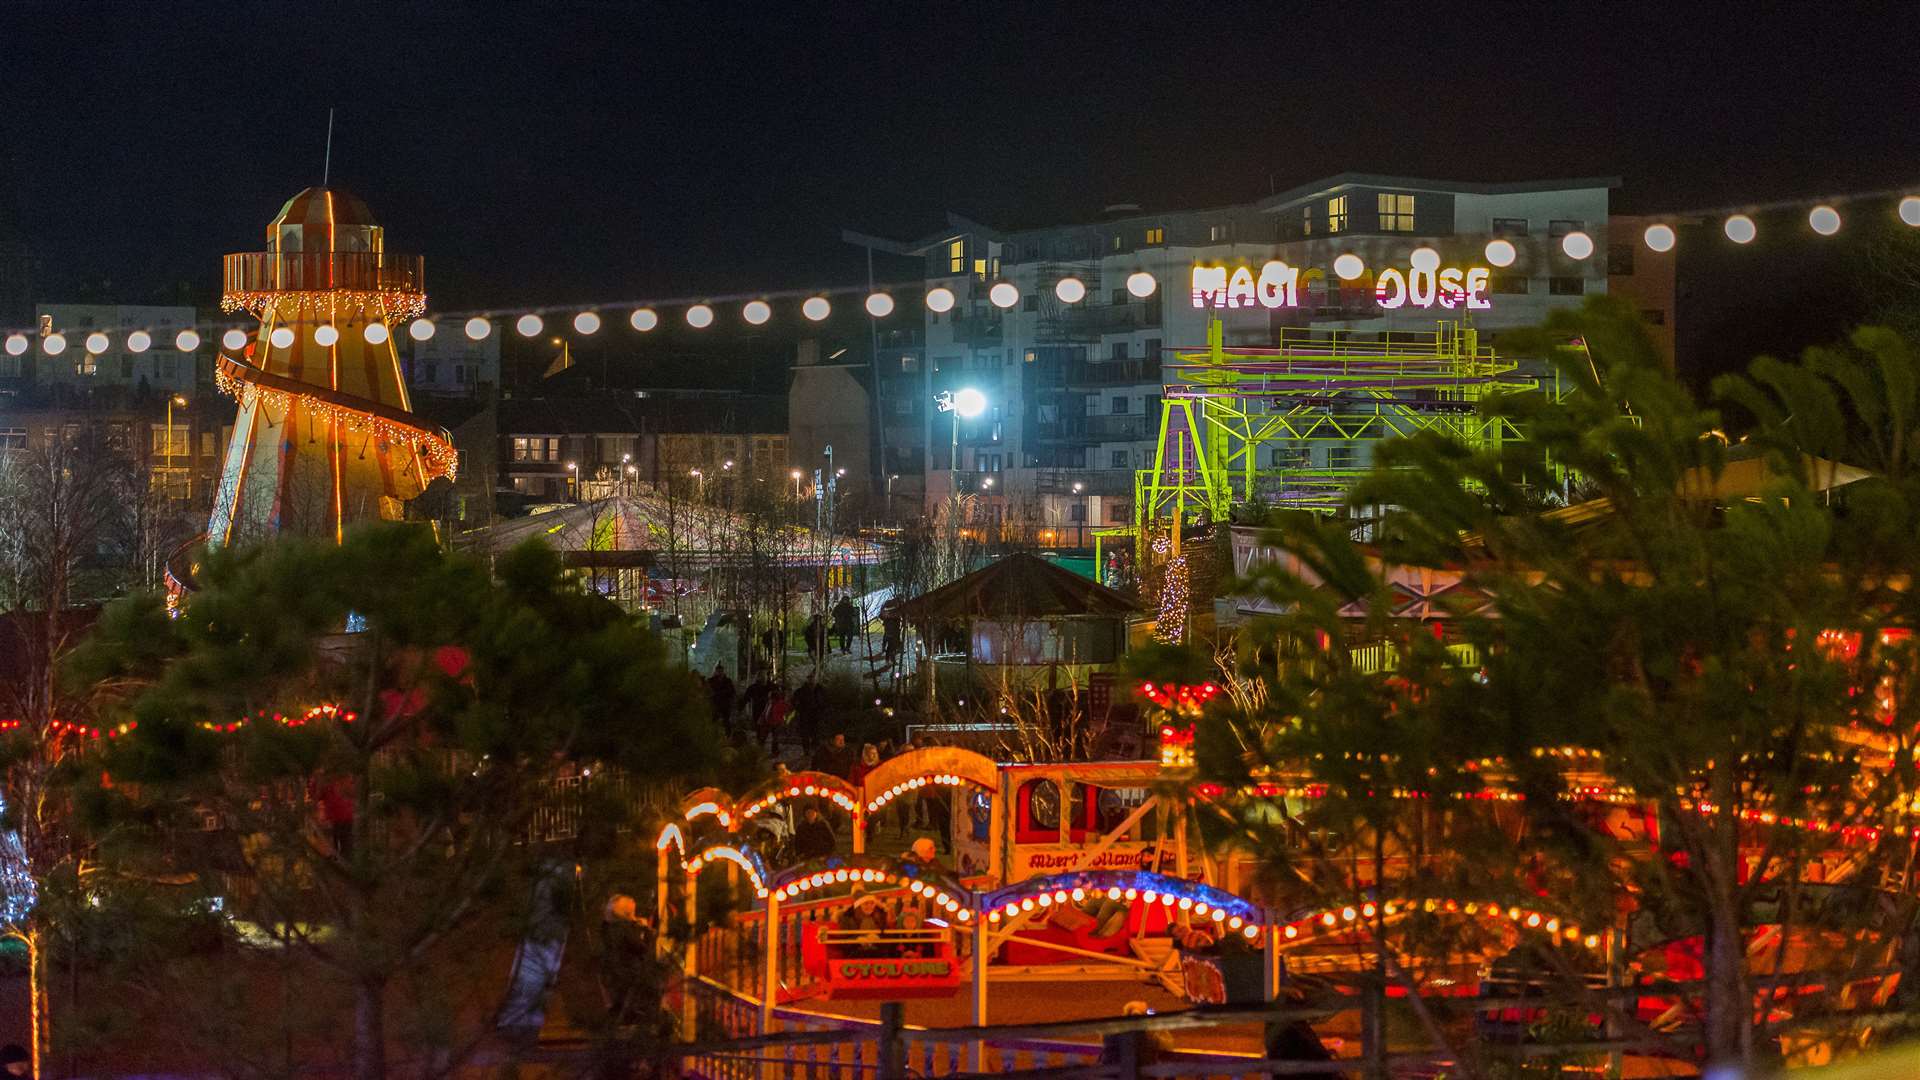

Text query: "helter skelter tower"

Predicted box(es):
[204, 188, 454, 550]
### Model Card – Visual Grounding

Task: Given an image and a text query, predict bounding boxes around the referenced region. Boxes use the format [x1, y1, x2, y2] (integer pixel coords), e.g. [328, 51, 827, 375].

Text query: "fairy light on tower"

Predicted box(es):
[197, 188, 455, 562]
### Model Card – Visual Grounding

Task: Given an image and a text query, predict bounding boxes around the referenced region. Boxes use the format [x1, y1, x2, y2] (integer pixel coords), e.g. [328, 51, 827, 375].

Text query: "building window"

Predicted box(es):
[151, 424, 188, 457]
[1110, 450, 1129, 468]
[1112, 234, 1123, 251]
[1111, 396, 1128, 414]
[1301, 206, 1313, 237]
[1110, 342, 1126, 362]
[1548, 219, 1583, 238]
[75, 354, 96, 376]
[1069, 503, 1087, 522]
[512, 436, 561, 462]
[973, 257, 988, 279]
[948, 240, 965, 274]
[1549, 276, 1586, 296]
[1023, 350, 1036, 364]
[1491, 218, 1529, 237]
[1327, 195, 1348, 233]
[1107, 502, 1130, 523]
[1492, 275, 1530, 295]
[0, 428, 25, 450]
[1327, 445, 1357, 470]
[1144, 227, 1164, 245]
[1608, 243, 1636, 276]
[424, 361, 438, 382]
[1208, 223, 1226, 242]
[1377, 193, 1416, 232]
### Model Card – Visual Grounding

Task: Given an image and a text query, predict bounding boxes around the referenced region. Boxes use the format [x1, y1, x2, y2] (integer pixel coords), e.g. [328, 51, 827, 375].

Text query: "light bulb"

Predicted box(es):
[802, 296, 831, 321]
[1333, 253, 1367, 279]
[742, 300, 771, 325]
[925, 287, 956, 313]
[126, 330, 151, 353]
[314, 324, 339, 347]
[515, 313, 543, 337]
[686, 305, 715, 328]
[1483, 240, 1516, 268]
[269, 327, 295, 349]
[1054, 277, 1086, 303]
[465, 317, 492, 340]
[363, 322, 390, 344]
[221, 329, 247, 351]
[1724, 214, 1757, 244]
[409, 318, 435, 341]
[1643, 224, 1677, 252]
[1409, 247, 1441, 271]
[1126, 271, 1157, 298]
[988, 282, 1019, 309]
[43, 333, 66, 356]
[865, 292, 895, 317]
[630, 308, 659, 331]
[573, 311, 602, 334]
[1560, 231, 1594, 260]
[174, 330, 200, 352]
[1808, 205, 1841, 236]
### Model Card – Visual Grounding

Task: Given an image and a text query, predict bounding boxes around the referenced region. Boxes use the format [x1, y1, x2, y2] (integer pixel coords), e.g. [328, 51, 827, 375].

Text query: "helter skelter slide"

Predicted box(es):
[168, 188, 455, 593]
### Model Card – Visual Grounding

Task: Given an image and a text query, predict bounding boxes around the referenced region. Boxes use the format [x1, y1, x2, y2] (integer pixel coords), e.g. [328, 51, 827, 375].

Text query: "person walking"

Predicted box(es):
[793, 673, 829, 753]
[706, 665, 737, 730]
[831, 594, 860, 654]
[759, 686, 790, 754]
[848, 743, 881, 787]
[793, 804, 837, 861]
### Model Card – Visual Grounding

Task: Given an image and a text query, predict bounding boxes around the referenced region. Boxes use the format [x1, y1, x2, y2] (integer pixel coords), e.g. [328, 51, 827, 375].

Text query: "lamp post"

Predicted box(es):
[165, 394, 188, 501]
[565, 461, 578, 501]
[935, 387, 987, 498]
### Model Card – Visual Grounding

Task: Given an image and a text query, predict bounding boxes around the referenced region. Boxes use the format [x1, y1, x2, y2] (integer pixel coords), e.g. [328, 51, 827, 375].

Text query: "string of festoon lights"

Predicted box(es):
[5, 187, 1917, 357]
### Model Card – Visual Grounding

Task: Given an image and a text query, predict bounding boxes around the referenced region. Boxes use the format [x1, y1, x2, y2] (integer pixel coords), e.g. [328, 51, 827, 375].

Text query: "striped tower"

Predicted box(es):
[205, 188, 454, 548]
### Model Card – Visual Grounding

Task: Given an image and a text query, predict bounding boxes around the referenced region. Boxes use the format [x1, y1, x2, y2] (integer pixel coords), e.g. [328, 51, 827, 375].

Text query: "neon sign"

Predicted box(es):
[838, 959, 952, 979]
[1191, 261, 1492, 311]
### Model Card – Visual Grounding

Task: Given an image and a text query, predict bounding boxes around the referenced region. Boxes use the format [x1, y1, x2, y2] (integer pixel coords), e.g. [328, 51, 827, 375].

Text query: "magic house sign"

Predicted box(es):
[1190, 260, 1493, 312]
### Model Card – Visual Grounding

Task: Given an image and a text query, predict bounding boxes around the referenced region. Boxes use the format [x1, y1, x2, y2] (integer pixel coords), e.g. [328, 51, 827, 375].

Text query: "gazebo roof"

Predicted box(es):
[897, 552, 1138, 622]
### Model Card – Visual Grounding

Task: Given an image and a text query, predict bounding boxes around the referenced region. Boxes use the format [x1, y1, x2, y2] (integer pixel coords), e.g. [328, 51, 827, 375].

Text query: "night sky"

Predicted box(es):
[5, 3, 1919, 371]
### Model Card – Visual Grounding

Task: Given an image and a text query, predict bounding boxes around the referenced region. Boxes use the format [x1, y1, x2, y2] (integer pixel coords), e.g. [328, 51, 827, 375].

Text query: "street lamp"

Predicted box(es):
[790, 468, 802, 499]
[936, 386, 988, 495]
[165, 394, 188, 501]
[565, 461, 578, 500]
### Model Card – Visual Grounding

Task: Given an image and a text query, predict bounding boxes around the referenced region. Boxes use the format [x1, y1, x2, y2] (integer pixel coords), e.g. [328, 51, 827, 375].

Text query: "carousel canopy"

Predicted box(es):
[897, 552, 1138, 623]
[458, 494, 886, 569]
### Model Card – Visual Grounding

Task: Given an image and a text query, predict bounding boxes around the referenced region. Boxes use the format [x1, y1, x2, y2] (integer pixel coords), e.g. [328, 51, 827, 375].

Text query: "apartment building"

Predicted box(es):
[858, 173, 1665, 538]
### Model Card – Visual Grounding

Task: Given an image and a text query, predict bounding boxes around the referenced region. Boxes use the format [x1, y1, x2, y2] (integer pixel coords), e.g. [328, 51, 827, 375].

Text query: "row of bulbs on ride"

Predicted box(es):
[13, 197, 1915, 359]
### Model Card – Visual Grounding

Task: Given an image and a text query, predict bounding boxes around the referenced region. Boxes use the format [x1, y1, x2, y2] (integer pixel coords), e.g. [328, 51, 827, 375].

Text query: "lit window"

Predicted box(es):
[973, 258, 987, 279]
[1208, 224, 1226, 242]
[1145, 227, 1164, 245]
[1327, 196, 1348, 233]
[1112, 234, 1122, 251]
[1378, 193, 1415, 232]
[948, 240, 965, 274]
[1301, 206, 1312, 237]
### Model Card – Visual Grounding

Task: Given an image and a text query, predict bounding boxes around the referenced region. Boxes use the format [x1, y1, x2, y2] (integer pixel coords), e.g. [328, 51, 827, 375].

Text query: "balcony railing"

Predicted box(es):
[1086, 414, 1151, 440]
[1037, 468, 1134, 496]
[1062, 357, 1163, 387]
[222, 251, 425, 296]
[949, 315, 1003, 345]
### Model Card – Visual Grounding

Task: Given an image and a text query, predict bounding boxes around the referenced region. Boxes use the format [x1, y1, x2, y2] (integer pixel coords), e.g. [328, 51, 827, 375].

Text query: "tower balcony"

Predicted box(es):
[222, 251, 426, 318]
